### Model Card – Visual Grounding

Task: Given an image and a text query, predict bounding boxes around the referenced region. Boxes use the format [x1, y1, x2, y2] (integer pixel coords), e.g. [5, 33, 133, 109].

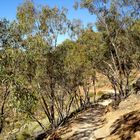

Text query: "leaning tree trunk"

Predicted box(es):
[50, 81, 55, 129]
[92, 74, 97, 103]
[0, 85, 9, 134]
[83, 86, 90, 105]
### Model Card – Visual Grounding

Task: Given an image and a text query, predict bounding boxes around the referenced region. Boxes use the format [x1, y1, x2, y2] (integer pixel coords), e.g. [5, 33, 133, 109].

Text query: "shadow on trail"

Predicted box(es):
[58, 104, 106, 140]
[109, 111, 140, 140]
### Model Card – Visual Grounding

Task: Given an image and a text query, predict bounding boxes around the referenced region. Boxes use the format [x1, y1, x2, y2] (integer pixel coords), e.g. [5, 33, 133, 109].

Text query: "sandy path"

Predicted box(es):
[56, 105, 106, 140]
[46, 93, 140, 140]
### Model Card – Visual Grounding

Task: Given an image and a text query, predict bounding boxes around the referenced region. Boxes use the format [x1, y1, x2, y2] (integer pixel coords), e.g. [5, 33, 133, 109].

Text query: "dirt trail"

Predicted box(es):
[55, 105, 106, 140]
[46, 94, 140, 140]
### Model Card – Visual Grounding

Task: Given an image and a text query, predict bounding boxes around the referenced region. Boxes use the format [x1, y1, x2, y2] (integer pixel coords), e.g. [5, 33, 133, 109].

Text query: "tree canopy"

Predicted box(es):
[0, 0, 139, 139]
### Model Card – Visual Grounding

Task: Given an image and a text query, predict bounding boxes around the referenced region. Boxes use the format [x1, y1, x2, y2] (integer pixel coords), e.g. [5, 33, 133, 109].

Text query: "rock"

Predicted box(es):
[98, 99, 113, 106]
[99, 94, 112, 101]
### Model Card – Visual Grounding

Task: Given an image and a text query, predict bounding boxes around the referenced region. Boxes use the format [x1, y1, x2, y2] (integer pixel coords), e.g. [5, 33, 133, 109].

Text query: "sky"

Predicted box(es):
[0, 0, 96, 43]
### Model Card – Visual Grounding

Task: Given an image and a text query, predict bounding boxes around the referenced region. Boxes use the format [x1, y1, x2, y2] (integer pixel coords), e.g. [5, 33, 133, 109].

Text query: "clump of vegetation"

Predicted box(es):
[0, 0, 139, 139]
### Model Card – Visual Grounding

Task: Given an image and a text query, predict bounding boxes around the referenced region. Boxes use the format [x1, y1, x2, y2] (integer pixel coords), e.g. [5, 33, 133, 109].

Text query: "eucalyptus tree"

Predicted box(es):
[77, 29, 104, 102]
[78, 0, 140, 98]
[39, 6, 68, 47]
[57, 40, 86, 108]
[68, 19, 84, 41]
[16, 0, 71, 128]
[0, 19, 25, 134]
[129, 20, 140, 68]
[0, 19, 11, 133]
[57, 36, 95, 108]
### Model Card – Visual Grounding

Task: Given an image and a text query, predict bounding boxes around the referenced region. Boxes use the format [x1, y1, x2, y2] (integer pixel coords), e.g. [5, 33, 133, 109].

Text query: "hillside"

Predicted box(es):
[45, 93, 140, 140]
[0, 0, 139, 139]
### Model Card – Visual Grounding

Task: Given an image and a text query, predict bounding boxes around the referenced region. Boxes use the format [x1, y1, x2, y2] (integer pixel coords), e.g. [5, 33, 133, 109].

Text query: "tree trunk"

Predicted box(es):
[0, 85, 9, 134]
[92, 75, 96, 103]
[29, 113, 46, 130]
[83, 86, 90, 105]
[50, 82, 55, 129]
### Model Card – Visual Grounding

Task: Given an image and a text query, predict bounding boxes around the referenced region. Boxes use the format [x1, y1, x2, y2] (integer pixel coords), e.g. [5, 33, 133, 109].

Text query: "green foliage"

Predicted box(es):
[0, 0, 140, 138]
[17, 0, 68, 47]
[16, 131, 32, 140]
[17, 0, 36, 34]
[79, 0, 140, 97]
[11, 85, 37, 113]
